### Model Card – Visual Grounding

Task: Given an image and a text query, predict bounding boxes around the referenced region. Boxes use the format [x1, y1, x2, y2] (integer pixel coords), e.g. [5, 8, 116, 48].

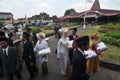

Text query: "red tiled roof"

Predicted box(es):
[0, 12, 13, 15]
[60, 9, 120, 19]
[60, 0, 120, 19]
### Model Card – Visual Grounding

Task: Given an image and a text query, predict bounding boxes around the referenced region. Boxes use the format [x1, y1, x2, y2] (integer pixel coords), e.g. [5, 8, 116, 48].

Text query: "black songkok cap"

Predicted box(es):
[0, 31, 5, 36]
[76, 36, 89, 46]
[23, 32, 30, 40]
[0, 37, 9, 42]
[23, 32, 30, 37]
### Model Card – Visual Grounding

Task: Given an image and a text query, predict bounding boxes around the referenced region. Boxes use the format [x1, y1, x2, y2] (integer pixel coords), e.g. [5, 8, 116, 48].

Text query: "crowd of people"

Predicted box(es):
[56, 27, 102, 80]
[0, 24, 102, 80]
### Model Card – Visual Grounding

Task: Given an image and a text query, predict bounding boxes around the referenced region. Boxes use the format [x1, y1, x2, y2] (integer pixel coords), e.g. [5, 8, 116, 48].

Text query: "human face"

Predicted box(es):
[0, 41, 8, 48]
[22, 36, 25, 42]
[63, 32, 67, 37]
[84, 43, 89, 51]
[95, 37, 99, 41]
[12, 32, 16, 36]
[39, 36, 43, 41]
[72, 30, 76, 35]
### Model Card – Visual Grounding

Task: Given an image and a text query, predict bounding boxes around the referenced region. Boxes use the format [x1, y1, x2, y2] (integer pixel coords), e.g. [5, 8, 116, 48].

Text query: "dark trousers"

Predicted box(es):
[15, 62, 22, 80]
[25, 63, 35, 79]
[4, 74, 14, 80]
[0, 73, 3, 79]
[68, 49, 73, 65]
[41, 62, 48, 76]
[15, 72, 22, 80]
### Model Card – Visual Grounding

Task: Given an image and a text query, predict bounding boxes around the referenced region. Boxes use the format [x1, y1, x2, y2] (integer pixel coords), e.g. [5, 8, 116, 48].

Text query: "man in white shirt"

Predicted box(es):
[72, 36, 90, 80]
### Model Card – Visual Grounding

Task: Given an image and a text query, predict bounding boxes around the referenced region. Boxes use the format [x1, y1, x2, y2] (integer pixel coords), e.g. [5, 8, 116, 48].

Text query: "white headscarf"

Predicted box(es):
[60, 28, 69, 45]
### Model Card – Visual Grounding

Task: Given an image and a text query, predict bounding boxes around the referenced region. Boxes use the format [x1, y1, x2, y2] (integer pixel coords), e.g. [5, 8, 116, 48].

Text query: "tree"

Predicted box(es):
[64, 8, 76, 16]
[50, 15, 58, 20]
[29, 12, 50, 20]
[0, 22, 3, 28]
[40, 12, 50, 20]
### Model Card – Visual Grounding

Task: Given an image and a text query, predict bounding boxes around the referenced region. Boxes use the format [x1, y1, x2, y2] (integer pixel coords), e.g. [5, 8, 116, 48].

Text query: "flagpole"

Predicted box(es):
[83, 0, 87, 29]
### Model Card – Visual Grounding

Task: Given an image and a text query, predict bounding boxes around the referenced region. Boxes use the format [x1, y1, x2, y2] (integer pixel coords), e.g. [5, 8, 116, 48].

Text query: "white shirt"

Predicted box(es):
[78, 48, 85, 56]
[24, 40, 27, 44]
[3, 46, 9, 56]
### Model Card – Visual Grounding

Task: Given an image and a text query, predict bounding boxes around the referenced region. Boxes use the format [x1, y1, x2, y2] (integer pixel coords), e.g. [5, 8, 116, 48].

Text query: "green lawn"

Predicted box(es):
[100, 44, 120, 63]
[30, 25, 80, 35]
[80, 26, 105, 36]
[80, 26, 120, 63]
[42, 29, 54, 35]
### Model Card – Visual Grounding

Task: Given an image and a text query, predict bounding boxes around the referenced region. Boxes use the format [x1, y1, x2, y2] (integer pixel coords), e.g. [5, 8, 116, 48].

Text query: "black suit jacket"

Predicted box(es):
[72, 49, 89, 80]
[69, 35, 78, 41]
[68, 35, 78, 57]
[23, 40, 35, 64]
[0, 46, 21, 75]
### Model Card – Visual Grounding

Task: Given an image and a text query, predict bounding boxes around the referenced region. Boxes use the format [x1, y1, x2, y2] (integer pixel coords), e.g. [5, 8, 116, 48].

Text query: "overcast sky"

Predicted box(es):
[0, 0, 120, 19]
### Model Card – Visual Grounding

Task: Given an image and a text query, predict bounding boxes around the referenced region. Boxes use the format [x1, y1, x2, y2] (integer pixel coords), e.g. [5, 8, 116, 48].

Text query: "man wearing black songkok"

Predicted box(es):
[0, 31, 13, 46]
[0, 37, 21, 80]
[72, 36, 89, 80]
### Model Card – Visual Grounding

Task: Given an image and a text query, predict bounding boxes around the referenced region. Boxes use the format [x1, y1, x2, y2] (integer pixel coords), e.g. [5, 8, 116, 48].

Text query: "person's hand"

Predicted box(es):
[84, 54, 88, 57]
[29, 55, 31, 58]
[30, 63, 34, 66]
[96, 49, 101, 55]
[57, 58, 60, 60]
[20, 57, 23, 62]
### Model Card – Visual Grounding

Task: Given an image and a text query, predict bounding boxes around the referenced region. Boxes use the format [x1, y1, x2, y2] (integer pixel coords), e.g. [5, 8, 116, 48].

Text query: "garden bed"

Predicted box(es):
[98, 23, 120, 33]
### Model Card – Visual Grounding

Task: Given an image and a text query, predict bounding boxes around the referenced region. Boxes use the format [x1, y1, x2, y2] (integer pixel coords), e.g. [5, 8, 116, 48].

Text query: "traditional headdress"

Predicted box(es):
[38, 32, 46, 38]
[58, 27, 69, 33]
[90, 33, 99, 39]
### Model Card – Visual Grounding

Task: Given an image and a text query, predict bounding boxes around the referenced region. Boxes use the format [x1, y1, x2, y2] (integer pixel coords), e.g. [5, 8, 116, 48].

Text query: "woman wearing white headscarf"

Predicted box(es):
[57, 28, 69, 75]
[34, 32, 48, 76]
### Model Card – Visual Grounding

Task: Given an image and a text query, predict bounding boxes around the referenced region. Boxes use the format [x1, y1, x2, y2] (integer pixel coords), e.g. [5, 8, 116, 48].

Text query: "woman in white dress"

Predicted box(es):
[34, 32, 48, 76]
[57, 28, 69, 75]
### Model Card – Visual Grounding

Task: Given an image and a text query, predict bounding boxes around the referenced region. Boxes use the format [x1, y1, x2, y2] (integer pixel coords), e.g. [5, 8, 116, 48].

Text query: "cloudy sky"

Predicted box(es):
[0, 0, 120, 19]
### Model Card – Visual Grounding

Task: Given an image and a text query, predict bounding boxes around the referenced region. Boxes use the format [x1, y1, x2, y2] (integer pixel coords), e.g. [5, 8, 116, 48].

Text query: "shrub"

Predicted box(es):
[65, 23, 77, 27]
[30, 26, 42, 33]
[98, 28, 108, 33]
[100, 24, 107, 28]
[44, 26, 53, 30]
[105, 31, 120, 39]
[0, 22, 3, 28]
[100, 36, 120, 47]
[100, 23, 120, 30]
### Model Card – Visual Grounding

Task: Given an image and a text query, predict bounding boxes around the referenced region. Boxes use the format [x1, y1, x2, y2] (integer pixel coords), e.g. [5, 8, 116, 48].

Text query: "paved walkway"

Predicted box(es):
[20, 25, 120, 80]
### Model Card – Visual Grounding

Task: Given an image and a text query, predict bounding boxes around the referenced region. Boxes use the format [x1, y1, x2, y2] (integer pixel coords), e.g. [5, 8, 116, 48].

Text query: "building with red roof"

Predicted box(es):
[60, 0, 120, 25]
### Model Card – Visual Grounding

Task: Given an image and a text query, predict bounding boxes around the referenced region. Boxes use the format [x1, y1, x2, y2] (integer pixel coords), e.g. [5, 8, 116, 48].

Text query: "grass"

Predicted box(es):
[42, 29, 54, 35]
[67, 25, 80, 29]
[80, 26, 105, 36]
[30, 25, 80, 35]
[100, 44, 120, 63]
[80, 26, 120, 63]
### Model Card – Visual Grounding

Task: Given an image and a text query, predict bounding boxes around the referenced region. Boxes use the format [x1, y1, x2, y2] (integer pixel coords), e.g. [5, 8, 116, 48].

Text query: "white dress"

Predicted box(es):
[34, 39, 48, 64]
[57, 36, 69, 75]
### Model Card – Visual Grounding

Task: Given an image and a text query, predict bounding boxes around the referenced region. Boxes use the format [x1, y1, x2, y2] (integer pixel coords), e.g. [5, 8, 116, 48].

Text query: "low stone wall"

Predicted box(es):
[100, 60, 120, 72]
